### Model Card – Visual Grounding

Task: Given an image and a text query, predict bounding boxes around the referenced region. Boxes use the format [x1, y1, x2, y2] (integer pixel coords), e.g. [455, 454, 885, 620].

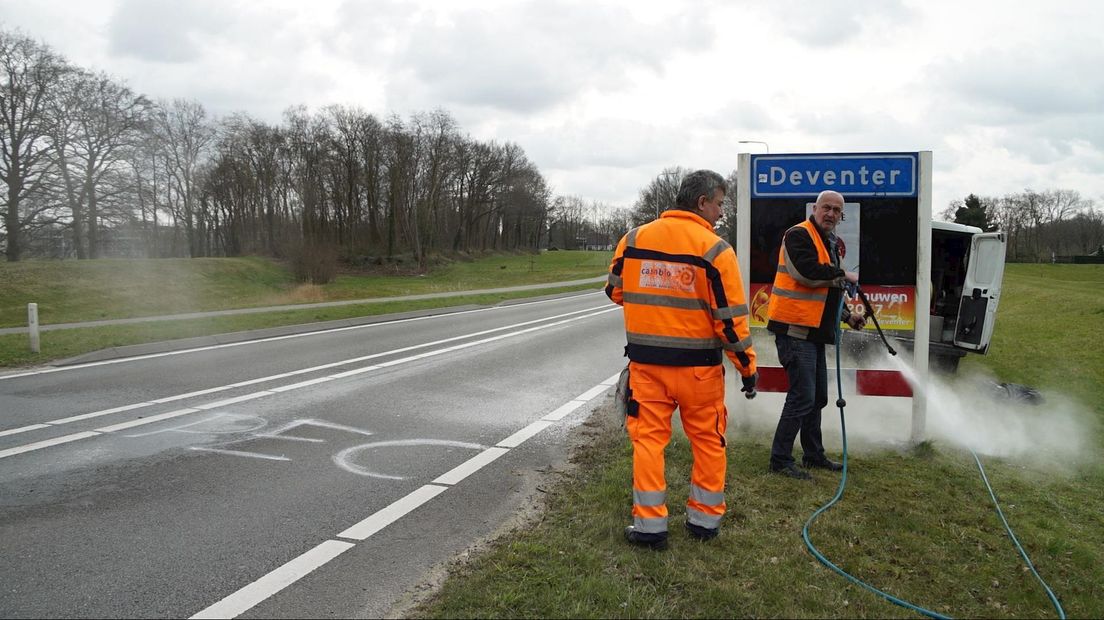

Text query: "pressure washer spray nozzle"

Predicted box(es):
[850, 283, 898, 357]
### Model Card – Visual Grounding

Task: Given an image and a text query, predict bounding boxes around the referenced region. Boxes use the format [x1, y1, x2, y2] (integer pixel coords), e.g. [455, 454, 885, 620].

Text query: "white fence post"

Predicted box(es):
[28, 303, 40, 353]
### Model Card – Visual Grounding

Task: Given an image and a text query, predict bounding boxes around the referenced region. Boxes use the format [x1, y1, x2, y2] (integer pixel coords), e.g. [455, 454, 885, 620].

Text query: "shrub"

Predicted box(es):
[290, 242, 338, 284]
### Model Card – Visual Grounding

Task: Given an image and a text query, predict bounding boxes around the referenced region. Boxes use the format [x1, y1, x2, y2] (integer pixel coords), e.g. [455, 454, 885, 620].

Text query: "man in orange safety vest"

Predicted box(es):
[606, 169, 758, 550]
[766, 190, 865, 479]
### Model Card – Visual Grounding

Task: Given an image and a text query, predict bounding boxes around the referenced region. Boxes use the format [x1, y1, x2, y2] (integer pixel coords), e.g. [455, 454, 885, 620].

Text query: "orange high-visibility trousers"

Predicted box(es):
[626, 361, 728, 534]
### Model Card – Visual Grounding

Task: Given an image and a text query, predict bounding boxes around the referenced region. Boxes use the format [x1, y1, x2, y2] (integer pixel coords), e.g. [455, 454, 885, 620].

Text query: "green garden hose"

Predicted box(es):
[799, 295, 1065, 618]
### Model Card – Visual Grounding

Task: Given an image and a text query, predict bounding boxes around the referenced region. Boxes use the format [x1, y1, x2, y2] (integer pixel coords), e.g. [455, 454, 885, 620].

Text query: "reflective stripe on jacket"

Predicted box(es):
[766, 219, 840, 333]
[606, 210, 756, 375]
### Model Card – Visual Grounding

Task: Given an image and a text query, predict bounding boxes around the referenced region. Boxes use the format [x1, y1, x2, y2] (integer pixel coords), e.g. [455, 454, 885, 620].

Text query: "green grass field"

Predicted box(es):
[0, 251, 611, 368]
[413, 264, 1104, 619]
[0, 251, 611, 327]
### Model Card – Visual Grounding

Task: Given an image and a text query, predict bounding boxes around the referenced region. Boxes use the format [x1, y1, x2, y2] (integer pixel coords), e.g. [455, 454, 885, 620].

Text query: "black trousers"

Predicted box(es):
[770, 333, 828, 468]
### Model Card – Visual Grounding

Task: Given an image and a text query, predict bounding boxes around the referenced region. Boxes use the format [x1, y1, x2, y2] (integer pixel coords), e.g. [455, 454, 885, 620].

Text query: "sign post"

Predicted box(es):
[28, 303, 40, 354]
[737, 151, 932, 443]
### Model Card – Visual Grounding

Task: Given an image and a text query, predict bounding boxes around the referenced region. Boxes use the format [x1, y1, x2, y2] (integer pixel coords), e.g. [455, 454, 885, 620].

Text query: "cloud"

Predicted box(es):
[382, 1, 701, 114]
[745, 0, 915, 48]
[703, 100, 779, 134]
[107, 0, 230, 63]
[932, 39, 1104, 118]
[508, 117, 680, 170]
[921, 36, 1104, 163]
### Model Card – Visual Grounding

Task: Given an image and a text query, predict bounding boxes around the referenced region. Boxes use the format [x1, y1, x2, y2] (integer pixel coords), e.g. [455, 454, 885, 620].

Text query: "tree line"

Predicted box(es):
[0, 29, 624, 276]
[942, 190, 1104, 261]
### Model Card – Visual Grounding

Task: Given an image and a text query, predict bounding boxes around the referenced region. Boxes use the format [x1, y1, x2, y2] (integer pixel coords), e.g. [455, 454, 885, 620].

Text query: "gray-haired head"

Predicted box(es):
[675, 169, 727, 211]
[815, 190, 844, 207]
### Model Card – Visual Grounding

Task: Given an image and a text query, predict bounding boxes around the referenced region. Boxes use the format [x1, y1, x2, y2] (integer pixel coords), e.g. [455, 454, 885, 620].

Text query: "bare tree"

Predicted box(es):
[0, 30, 66, 261]
[152, 98, 215, 256]
[51, 70, 151, 258]
[412, 109, 459, 258]
[1040, 189, 1086, 256]
[631, 166, 687, 226]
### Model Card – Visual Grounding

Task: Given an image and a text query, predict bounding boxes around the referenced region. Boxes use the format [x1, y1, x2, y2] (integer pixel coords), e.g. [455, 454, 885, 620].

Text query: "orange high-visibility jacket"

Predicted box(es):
[766, 219, 842, 332]
[606, 210, 756, 377]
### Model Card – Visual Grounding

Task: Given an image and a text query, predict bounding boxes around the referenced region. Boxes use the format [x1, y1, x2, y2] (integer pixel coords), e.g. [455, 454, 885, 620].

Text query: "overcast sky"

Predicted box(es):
[2, 0, 1102, 214]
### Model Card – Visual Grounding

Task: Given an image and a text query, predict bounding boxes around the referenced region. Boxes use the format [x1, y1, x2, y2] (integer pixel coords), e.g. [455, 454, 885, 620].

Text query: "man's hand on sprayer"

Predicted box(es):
[841, 272, 860, 297]
[740, 371, 758, 399]
[846, 311, 867, 330]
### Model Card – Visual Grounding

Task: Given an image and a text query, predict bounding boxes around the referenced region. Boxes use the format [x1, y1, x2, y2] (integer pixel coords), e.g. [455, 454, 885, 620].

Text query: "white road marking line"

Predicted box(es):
[0, 293, 605, 381]
[336, 484, 449, 541]
[194, 392, 273, 410]
[497, 420, 553, 448]
[575, 384, 611, 401]
[0, 431, 101, 459]
[0, 423, 51, 437]
[541, 400, 586, 421]
[600, 370, 622, 385]
[189, 539, 356, 620]
[151, 384, 257, 404]
[48, 401, 154, 426]
[189, 447, 290, 461]
[432, 447, 510, 486]
[93, 408, 201, 434]
[327, 365, 381, 379]
[268, 377, 334, 393]
[120, 413, 267, 438]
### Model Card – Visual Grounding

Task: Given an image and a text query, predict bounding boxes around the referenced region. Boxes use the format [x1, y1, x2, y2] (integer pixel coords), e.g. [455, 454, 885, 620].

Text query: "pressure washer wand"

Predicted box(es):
[847, 282, 896, 356]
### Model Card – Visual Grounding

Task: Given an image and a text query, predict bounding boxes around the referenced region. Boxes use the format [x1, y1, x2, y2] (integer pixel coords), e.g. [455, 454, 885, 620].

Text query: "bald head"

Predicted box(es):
[816, 190, 844, 206]
[812, 190, 845, 232]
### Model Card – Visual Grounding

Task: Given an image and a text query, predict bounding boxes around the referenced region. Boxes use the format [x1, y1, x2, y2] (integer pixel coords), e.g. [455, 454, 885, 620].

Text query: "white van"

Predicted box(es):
[844, 221, 1006, 373]
[925, 221, 1007, 370]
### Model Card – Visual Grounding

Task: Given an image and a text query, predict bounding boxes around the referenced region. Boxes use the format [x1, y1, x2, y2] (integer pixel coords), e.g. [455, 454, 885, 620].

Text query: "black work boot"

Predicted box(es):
[802, 456, 843, 471]
[769, 463, 813, 480]
[624, 526, 668, 550]
[685, 521, 718, 541]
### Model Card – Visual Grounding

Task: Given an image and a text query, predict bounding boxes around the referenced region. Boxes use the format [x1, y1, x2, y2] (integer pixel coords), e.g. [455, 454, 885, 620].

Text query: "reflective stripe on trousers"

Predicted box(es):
[627, 361, 728, 534]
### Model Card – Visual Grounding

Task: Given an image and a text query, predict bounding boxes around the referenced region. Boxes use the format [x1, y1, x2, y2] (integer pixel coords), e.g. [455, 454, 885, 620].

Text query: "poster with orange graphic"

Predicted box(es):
[749, 284, 915, 330]
[749, 283, 773, 327]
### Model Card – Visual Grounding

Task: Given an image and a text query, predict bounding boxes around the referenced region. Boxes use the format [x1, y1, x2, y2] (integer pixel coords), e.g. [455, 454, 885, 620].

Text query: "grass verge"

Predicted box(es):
[0, 251, 613, 327]
[0, 284, 601, 368]
[416, 427, 1102, 618]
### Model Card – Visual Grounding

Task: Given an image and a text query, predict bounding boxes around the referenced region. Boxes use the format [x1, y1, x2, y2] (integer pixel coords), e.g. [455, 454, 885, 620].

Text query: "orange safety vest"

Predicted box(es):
[606, 210, 756, 375]
[766, 219, 840, 329]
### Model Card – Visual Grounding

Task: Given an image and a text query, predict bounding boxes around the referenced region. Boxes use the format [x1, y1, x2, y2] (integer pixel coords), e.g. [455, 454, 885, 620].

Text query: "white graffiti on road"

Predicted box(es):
[333, 438, 486, 479]
[151, 415, 490, 480]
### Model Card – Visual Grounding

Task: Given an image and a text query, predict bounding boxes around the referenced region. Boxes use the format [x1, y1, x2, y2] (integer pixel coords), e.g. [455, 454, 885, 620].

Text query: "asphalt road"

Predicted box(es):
[0, 290, 626, 618]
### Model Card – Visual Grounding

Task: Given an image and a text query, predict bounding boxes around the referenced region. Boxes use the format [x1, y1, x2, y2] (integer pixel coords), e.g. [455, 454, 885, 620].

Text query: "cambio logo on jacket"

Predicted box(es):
[639, 261, 696, 293]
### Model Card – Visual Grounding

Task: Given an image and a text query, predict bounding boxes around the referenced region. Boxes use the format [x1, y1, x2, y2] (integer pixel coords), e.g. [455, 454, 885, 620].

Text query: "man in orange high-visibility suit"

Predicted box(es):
[766, 190, 865, 480]
[606, 169, 758, 550]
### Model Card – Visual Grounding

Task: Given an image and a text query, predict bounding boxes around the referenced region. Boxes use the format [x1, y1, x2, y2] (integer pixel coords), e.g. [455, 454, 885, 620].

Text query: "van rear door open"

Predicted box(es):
[954, 232, 1006, 353]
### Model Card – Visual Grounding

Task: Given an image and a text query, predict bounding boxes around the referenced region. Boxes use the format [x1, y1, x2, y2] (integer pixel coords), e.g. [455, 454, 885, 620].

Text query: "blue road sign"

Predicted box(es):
[751, 153, 917, 197]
